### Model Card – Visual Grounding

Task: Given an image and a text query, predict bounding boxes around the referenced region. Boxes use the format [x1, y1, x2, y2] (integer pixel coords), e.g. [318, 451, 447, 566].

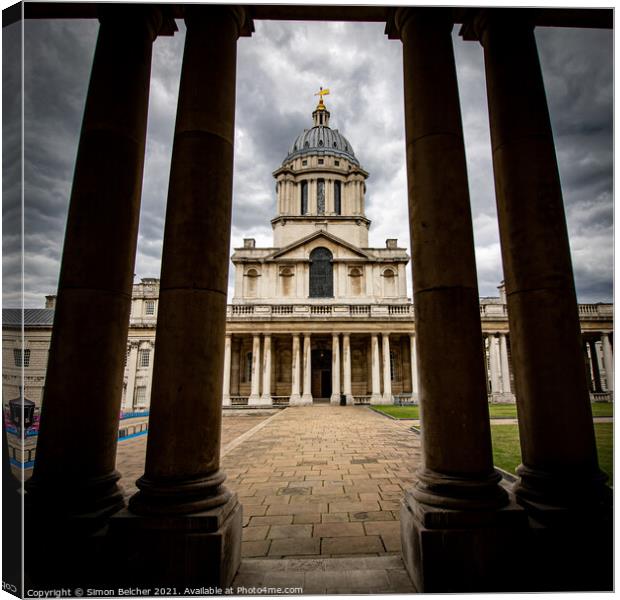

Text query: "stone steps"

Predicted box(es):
[232, 555, 416, 594]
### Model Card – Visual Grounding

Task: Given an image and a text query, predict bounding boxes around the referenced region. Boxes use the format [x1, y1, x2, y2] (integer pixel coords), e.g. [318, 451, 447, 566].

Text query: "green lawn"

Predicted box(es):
[371, 402, 613, 420]
[491, 423, 613, 481]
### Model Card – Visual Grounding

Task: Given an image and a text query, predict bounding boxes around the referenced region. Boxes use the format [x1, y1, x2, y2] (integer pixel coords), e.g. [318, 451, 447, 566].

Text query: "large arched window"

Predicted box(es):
[309, 247, 333, 298]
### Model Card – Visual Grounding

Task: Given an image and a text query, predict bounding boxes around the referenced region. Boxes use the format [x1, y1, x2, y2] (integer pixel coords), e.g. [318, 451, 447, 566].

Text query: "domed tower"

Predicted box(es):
[271, 94, 370, 248]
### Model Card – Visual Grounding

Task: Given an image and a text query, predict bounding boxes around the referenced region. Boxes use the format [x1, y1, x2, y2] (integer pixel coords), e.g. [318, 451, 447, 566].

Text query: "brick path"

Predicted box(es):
[221, 406, 421, 559]
[115, 405, 421, 592]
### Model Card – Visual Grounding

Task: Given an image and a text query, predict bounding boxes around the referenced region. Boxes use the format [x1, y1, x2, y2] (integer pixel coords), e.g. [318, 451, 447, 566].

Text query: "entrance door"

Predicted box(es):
[311, 348, 332, 399]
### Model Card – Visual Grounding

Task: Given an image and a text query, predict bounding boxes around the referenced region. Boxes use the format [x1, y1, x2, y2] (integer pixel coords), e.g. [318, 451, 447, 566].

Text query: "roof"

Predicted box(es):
[2, 309, 55, 327]
[287, 126, 359, 165]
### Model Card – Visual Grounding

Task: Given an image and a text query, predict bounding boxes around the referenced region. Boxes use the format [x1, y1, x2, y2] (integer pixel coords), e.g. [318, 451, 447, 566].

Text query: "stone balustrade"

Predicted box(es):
[227, 303, 415, 319]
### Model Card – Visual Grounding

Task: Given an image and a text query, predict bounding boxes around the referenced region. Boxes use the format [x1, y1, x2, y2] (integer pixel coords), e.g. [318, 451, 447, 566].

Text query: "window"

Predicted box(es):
[335, 160, 340, 166]
[301, 181, 308, 215]
[318, 158, 324, 165]
[14, 349, 30, 367]
[317, 179, 325, 215]
[334, 181, 341, 215]
[145, 300, 155, 315]
[302, 159, 307, 166]
[139, 349, 150, 368]
[134, 386, 146, 407]
[309, 247, 333, 298]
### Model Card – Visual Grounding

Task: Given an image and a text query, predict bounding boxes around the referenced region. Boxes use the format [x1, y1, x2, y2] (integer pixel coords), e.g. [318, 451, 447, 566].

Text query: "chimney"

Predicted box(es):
[386, 239, 397, 249]
[45, 295, 56, 309]
[244, 238, 256, 248]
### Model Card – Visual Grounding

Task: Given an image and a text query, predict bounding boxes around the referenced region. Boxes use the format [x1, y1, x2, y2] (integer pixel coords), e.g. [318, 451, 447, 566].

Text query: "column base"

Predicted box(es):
[295, 393, 313, 405]
[382, 393, 394, 404]
[248, 394, 260, 404]
[288, 393, 302, 404]
[512, 494, 612, 591]
[222, 394, 231, 407]
[330, 393, 341, 405]
[249, 395, 272, 407]
[24, 472, 126, 589]
[345, 394, 354, 405]
[370, 393, 384, 405]
[109, 493, 242, 588]
[400, 486, 528, 593]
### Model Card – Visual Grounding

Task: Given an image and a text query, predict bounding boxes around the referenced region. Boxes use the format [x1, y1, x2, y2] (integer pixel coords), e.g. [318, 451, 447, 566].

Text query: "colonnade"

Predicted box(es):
[221, 332, 419, 406]
[485, 332, 512, 397]
[583, 332, 614, 394]
[24, 5, 611, 593]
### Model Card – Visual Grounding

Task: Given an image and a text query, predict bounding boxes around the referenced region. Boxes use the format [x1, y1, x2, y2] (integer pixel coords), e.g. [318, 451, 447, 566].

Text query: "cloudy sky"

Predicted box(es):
[3, 9, 613, 307]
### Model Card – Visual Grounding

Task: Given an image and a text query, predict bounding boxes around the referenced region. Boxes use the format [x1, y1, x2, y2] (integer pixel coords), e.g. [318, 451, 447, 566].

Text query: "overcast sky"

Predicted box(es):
[4, 11, 613, 307]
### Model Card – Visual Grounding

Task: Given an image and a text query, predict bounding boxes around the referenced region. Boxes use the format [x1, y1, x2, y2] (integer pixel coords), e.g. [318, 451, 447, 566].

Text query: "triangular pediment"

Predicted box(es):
[267, 230, 373, 261]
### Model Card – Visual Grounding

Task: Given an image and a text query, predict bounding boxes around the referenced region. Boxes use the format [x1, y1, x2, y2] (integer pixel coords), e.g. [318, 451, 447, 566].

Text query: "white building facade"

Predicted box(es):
[2, 99, 614, 426]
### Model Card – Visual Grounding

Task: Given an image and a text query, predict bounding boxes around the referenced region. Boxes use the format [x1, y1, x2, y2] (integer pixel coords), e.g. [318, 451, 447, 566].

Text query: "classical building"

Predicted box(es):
[2, 99, 614, 461]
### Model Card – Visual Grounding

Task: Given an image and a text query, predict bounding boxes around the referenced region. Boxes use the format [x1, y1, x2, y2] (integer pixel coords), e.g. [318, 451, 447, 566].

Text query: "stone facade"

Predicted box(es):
[2, 101, 614, 425]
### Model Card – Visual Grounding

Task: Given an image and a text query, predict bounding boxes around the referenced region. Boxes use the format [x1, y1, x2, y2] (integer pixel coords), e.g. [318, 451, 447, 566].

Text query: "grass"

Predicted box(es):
[490, 423, 613, 481]
[371, 402, 613, 420]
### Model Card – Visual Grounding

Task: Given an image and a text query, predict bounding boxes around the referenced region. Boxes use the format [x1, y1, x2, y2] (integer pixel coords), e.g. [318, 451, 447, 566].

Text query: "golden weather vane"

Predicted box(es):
[314, 86, 330, 108]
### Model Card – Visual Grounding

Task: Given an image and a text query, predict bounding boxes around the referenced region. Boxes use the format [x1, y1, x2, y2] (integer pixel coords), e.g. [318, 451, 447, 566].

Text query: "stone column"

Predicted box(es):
[342, 333, 353, 404]
[119, 6, 249, 588]
[601, 333, 613, 392]
[588, 339, 603, 394]
[472, 10, 612, 591]
[488, 334, 501, 397]
[392, 9, 518, 592]
[143, 341, 154, 409]
[258, 334, 273, 406]
[330, 333, 341, 404]
[222, 334, 232, 407]
[474, 9, 609, 512]
[499, 333, 511, 394]
[126, 342, 139, 411]
[370, 333, 382, 404]
[382, 333, 393, 403]
[301, 333, 313, 404]
[290, 334, 302, 404]
[410, 333, 419, 397]
[25, 6, 164, 545]
[248, 334, 262, 404]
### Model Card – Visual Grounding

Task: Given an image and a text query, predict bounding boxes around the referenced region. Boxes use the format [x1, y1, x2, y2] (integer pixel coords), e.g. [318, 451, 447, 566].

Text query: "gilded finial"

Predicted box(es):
[314, 86, 330, 110]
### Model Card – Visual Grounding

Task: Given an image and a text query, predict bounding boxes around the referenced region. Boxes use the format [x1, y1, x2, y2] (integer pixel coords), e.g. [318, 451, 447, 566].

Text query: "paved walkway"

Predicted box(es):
[115, 405, 421, 592]
[221, 406, 421, 559]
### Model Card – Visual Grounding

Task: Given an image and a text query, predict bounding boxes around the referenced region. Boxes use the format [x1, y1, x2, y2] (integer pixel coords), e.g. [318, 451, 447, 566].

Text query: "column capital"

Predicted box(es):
[460, 8, 535, 45]
[386, 7, 454, 41]
[183, 5, 254, 39]
[97, 4, 173, 41]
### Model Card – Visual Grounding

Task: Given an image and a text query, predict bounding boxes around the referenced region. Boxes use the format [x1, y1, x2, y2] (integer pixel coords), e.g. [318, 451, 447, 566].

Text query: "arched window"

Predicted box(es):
[301, 181, 308, 215]
[309, 247, 333, 298]
[334, 181, 341, 215]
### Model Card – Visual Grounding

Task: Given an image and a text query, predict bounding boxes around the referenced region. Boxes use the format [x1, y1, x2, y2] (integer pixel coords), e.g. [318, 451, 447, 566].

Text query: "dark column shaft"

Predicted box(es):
[398, 8, 506, 509]
[26, 6, 162, 518]
[129, 6, 244, 515]
[476, 10, 607, 505]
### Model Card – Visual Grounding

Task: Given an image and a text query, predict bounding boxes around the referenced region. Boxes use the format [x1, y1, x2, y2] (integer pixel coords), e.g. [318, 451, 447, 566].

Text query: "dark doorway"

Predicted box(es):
[311, 348, 332, 399]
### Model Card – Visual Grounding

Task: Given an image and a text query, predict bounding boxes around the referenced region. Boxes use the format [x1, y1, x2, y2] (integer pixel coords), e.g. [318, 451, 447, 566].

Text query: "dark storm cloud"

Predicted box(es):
[9, 13, 612, 307]
[2, 21, 23, 307]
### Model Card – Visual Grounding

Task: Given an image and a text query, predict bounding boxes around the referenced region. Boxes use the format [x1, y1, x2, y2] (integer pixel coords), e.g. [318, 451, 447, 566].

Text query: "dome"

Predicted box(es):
[287, 126, 359, 165]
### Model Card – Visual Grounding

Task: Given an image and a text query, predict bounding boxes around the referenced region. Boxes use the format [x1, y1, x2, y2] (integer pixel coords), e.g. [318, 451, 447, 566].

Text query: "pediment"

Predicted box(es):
[267, 230, 373, 261]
